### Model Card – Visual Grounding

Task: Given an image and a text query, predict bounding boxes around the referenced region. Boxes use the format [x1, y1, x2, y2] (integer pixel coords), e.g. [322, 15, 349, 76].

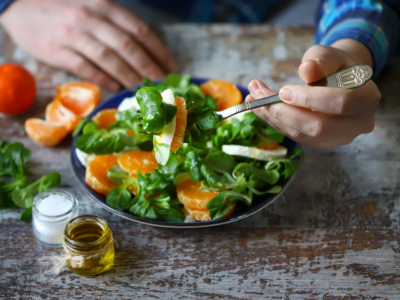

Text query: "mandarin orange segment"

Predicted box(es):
[117, 151, 158, 177]
[25, 118, 68, 146]
[45, 99, 80, 132]
[183, 204, 236, 222]
[56, 81, 100, 117]
[170, 96, 187, 153]
[126, 129, 135, 137]
[200, 79, 242, 111]
[85, 154, 119, 195]
[257, 140, 280, 150]
[92, 109, 119, 130]
[177, 178, 221, 210]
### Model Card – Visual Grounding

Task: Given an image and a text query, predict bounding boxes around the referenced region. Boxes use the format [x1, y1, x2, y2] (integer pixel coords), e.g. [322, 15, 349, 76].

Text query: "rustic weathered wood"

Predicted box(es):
[1, 24, 400, 299]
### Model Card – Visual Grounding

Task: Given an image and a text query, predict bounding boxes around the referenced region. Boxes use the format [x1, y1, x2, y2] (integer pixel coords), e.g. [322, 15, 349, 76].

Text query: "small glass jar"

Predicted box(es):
[63, 215, 115, 276]
[32, 189, 79, 247]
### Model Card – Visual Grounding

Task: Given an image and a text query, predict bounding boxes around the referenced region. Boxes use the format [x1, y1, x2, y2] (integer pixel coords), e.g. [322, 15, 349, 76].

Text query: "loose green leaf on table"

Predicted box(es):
[0, 141, 63, 220]
[12, 172, 61, 208]
[19, 207, 32, 220]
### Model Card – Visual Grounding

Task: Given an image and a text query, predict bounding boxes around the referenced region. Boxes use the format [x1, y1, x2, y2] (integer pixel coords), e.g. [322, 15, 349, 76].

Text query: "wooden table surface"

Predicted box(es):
[1, 25, 400, 300]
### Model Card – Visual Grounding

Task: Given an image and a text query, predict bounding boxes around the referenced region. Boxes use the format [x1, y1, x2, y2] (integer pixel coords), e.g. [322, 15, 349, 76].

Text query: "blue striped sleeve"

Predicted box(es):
[315, 0, 400, 78]
[0, 0, 15, 14]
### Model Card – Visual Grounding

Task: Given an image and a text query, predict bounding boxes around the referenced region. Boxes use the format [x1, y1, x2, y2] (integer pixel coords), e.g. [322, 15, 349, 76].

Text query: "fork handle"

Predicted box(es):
[232, 94, 281, 114]
[236, 64, 374, 114]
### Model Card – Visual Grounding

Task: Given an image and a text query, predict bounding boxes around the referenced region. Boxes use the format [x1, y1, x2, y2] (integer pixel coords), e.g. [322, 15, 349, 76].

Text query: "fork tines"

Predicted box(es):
[136, 109, 160, 135]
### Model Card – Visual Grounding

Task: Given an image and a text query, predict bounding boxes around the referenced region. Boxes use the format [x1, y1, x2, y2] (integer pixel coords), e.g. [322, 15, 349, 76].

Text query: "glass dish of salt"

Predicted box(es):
[32, 189, 79, 247]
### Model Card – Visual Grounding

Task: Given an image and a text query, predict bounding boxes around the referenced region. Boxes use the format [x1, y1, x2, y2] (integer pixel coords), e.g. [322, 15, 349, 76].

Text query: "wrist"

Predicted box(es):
[331, 38, 374, 68]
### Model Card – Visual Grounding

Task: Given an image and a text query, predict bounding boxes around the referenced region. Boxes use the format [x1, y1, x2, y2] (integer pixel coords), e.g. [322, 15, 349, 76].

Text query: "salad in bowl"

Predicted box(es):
[72, 74, 302, 225]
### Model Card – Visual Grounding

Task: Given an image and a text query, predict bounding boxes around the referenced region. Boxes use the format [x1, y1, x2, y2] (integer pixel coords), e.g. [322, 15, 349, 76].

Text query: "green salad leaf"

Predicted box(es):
[72, 117, 89, 137]
[211, 112, 286, 148]
[19, 207, 33, 220]
[106, 165, 185, 222]
[136, 87, 177, 133]
[12, 172, 61, 208]
[75, 108, 152, 155]
[0, 141, 62, 220]
[0, 141, 31, 178]
[107, 165, 130, 185]
[75, 75, 303, 223]
[107, 188, 133, 211]
[205, 190, 233, 220]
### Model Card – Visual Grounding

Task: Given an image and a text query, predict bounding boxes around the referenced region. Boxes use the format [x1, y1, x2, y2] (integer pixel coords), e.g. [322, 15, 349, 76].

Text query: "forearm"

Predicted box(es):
[331, 38, 374, 68]
[316, 0, 400, 78]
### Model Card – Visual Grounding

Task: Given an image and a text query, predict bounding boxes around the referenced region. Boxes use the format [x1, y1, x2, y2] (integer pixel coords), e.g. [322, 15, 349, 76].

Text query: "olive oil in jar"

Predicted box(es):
[63, 215, 114, 276]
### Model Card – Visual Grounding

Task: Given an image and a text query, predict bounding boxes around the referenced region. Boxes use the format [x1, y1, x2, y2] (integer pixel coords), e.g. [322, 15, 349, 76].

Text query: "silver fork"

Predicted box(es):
[136, 111, 161, 135]
[138, 64, 373, 135]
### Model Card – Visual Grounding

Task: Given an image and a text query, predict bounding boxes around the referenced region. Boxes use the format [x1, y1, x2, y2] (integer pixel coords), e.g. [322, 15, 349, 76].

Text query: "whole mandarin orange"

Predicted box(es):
[0, 63, 36, 115]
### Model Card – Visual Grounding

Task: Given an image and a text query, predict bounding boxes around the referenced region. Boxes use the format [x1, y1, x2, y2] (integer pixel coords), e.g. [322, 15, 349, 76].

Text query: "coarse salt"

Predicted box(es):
[37, 194, 73, 216]
[32, 189, 79, 247]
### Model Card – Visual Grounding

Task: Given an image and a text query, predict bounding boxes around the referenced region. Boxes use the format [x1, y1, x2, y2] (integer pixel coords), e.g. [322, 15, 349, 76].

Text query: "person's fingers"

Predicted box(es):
[279, 80, 381, 115]
[248, 79, 277, 97]
[246, 80, 305, 141]
[299, 45, 348, 83]
[69, 33, 142, 88]
[53, 48, 120, 91]
[82, 17, 165, 81]
[89, 0, 177, 73]
[264, 100, 374, 141]
[246, 79, 375, 148]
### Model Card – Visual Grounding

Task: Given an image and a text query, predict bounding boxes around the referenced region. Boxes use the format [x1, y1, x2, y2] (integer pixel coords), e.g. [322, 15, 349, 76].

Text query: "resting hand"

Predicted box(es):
[246, 40, 381, 149]
[0, 0, 177, 91]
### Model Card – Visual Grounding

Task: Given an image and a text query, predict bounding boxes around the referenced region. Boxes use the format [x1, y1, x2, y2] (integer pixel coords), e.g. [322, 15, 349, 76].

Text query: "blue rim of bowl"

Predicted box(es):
[71, 78, 299, 228]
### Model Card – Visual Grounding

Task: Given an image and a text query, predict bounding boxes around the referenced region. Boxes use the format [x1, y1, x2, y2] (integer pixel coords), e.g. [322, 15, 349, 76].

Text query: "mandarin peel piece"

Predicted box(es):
[56, 81, 100, 117]
[45, 99, 80, 133]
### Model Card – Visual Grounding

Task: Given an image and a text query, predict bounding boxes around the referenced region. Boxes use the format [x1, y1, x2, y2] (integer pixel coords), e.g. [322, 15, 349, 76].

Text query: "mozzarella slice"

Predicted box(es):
[75, 148, 97, 167]
[184, 215, 196, 223]
[222, 144, 287, 161]
[155, 89, 176, 147]
[118, 96, 139, 112]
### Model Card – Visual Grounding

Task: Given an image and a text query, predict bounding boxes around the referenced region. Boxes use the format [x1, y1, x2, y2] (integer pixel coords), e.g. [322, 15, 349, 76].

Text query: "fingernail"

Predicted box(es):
[301, 58, 320, 66]
[279, 88, 293, 102]
[248, 80, 259, 94]
[107, 81, 120, 91]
